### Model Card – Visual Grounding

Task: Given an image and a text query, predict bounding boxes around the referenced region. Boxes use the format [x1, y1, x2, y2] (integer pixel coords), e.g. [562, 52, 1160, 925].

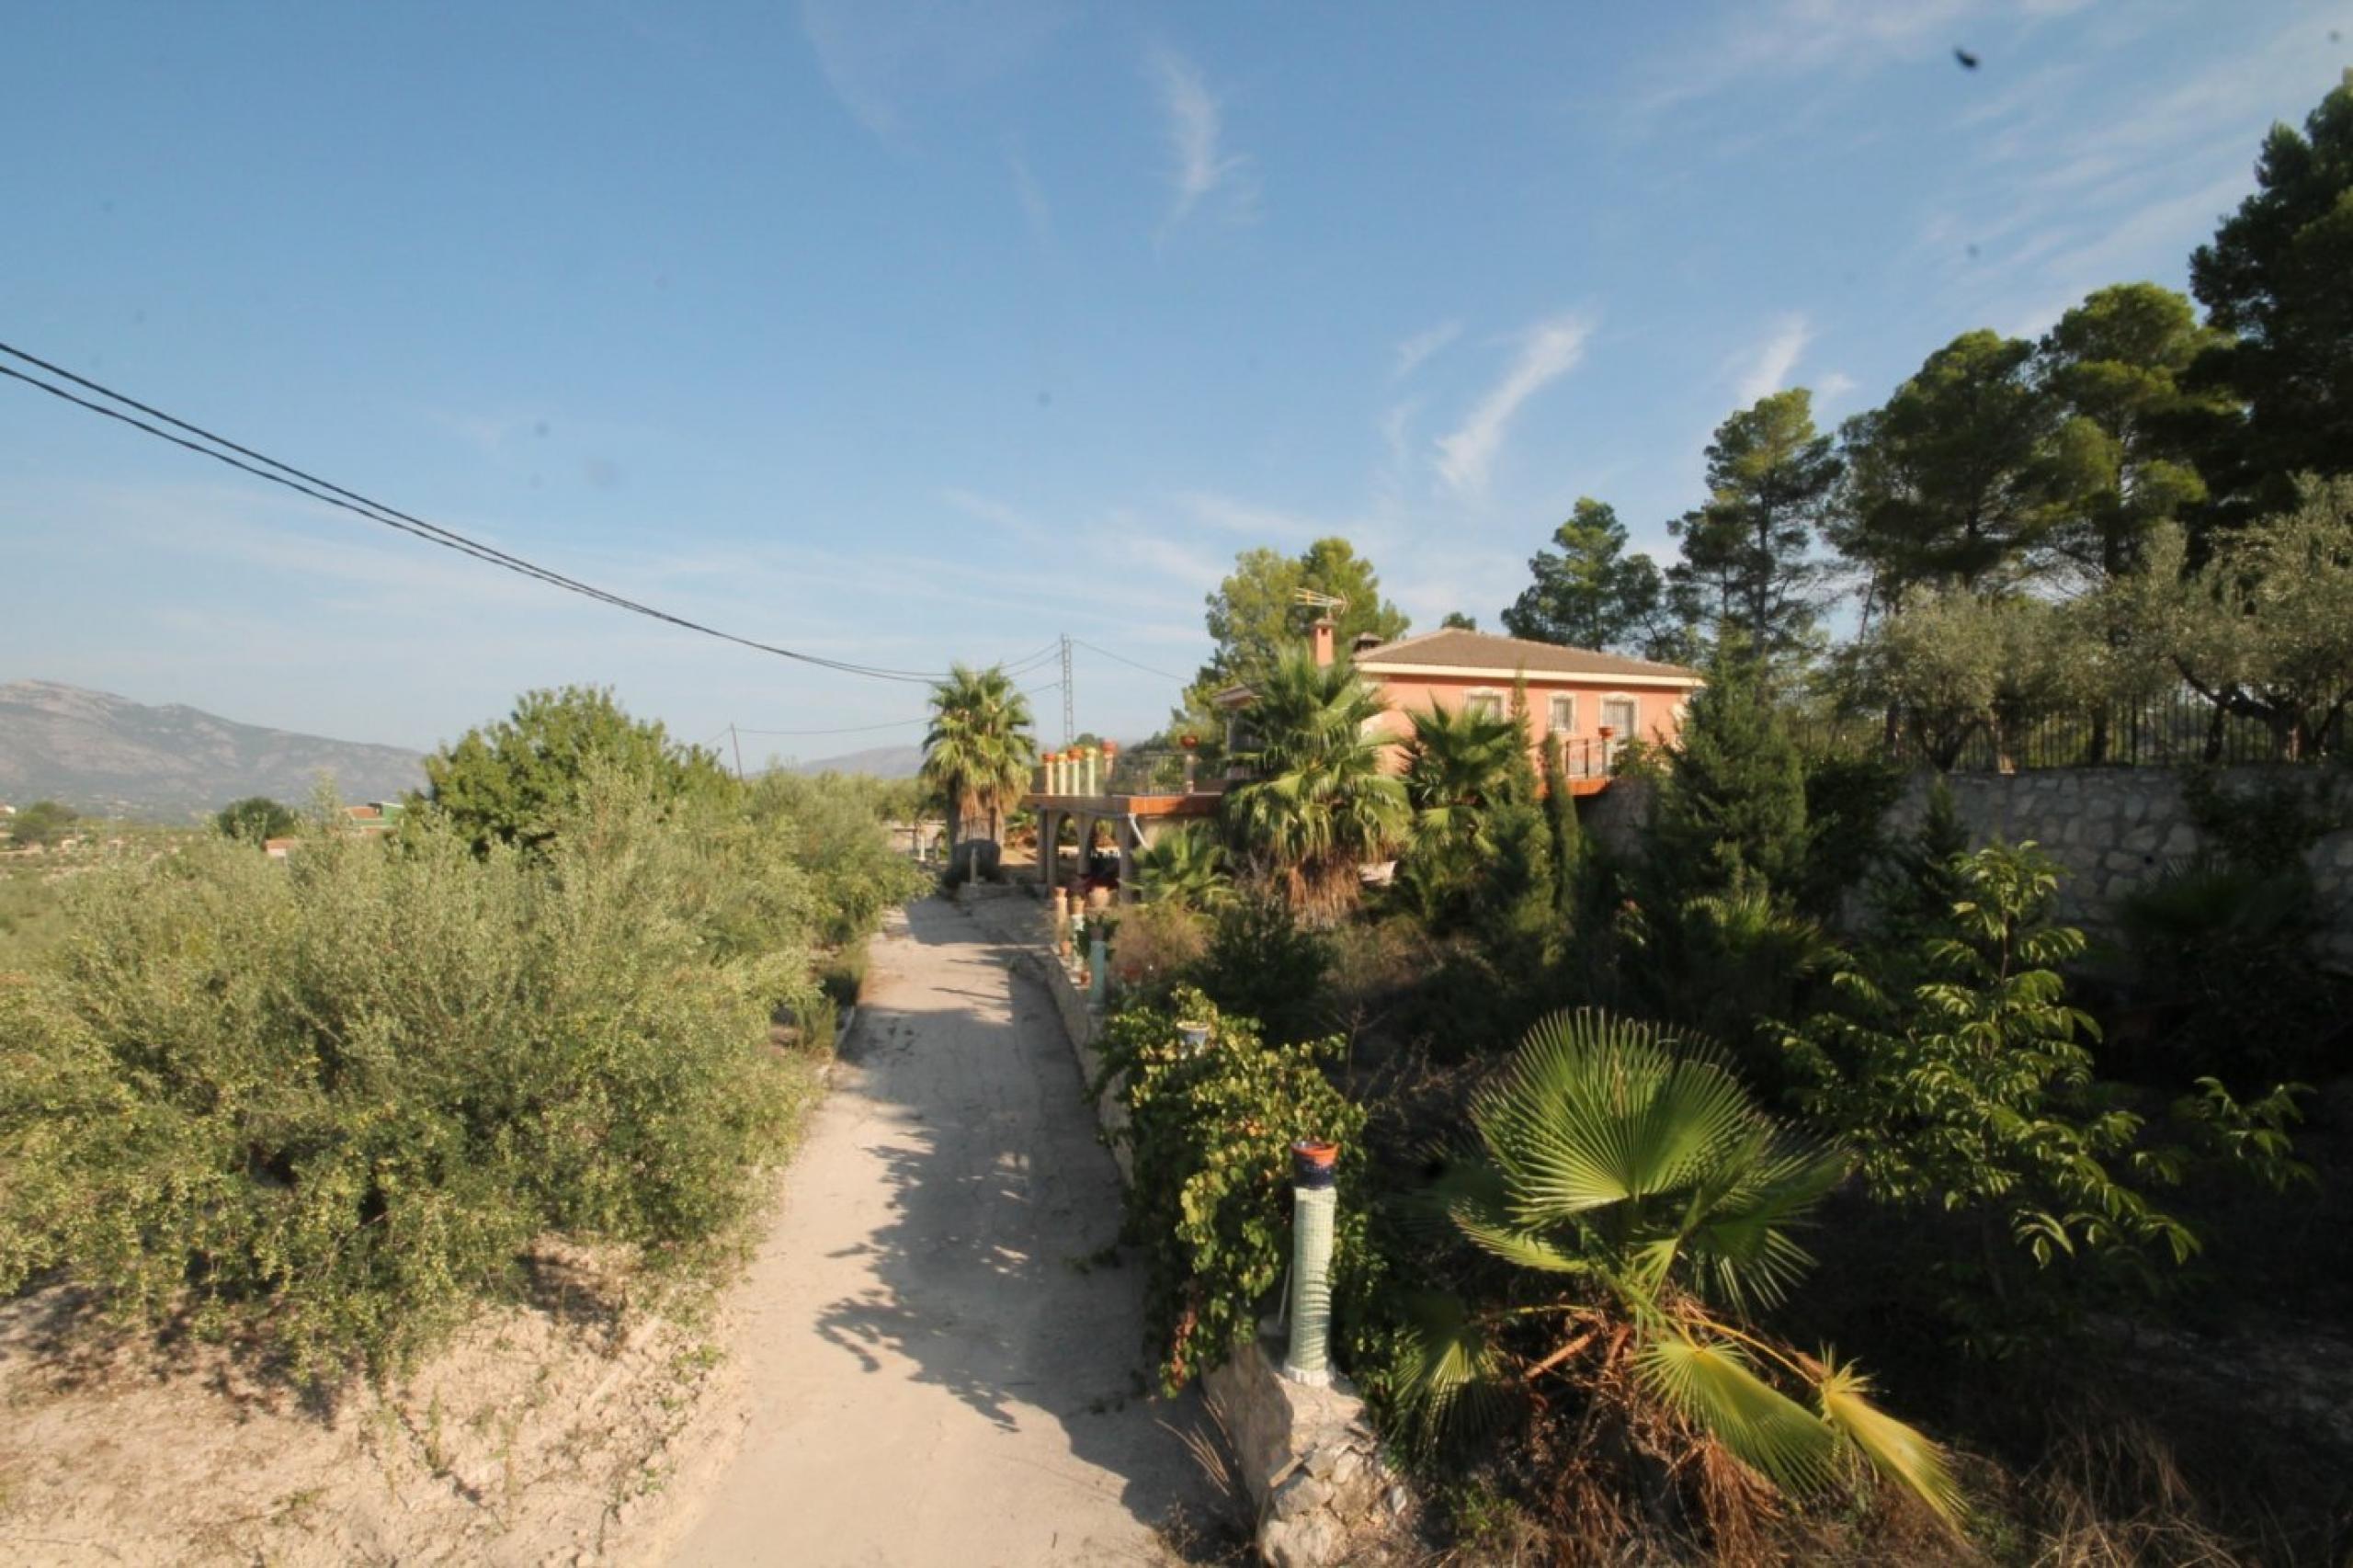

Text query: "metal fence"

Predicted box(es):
[1790, 690, 2345, 772]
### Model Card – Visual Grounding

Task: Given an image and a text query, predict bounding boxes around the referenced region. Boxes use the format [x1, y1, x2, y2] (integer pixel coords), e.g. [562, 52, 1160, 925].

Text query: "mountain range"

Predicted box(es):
[781, 744, 924, 779]
[0, 681, 429, 820]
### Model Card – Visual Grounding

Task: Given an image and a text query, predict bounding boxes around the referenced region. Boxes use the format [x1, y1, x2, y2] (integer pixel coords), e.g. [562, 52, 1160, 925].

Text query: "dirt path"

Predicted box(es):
[665, 897, 1224, 1568]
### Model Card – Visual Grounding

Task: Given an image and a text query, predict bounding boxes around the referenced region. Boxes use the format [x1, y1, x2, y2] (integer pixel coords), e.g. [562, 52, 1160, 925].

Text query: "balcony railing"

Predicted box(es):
[1031, 744, 1224, 799]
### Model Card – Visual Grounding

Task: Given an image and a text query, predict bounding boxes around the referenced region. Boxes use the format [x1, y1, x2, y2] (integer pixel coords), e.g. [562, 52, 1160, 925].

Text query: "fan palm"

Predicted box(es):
[1398, 1008, 1962, 1529]
[1131, 825, 1231, 909]
[921, 663, 1037, 856]
[1222, 650, 1408, 915]
[1400, 701, 1522, 859]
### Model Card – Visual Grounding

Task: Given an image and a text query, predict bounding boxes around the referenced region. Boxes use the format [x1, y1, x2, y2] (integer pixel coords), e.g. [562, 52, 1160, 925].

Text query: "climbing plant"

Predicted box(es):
[1097, 987, 1369, 1393]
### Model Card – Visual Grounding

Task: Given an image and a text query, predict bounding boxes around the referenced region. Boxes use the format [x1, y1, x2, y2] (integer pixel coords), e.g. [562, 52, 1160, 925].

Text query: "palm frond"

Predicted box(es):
[1638, 1332, 1840, 1495]
[1476, 1010, 1753, 1220]
[1814, 1357, 1965, 1528]
[1389, 1291, 1514, 1454]
[1451, 1205, 1593, 1275]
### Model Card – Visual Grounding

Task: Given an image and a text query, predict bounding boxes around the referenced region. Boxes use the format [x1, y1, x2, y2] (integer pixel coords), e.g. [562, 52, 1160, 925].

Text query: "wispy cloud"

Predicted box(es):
[1631, 0, 1978, 117]
[1392, 320, 1461, 382]
[1151, 45, 1252, 230]
[1733, 313, 1813, 404]
[1814, 370, 1859, 408]
[798, 0, 1075, 141]
[1434, 315, 1591, 496]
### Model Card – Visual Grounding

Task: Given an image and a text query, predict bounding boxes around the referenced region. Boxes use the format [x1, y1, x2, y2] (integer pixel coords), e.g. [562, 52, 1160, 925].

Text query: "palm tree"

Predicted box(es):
[1398, 1009, 1961, 1532]
[921, 663, 1037, 858]
[1222, 649, 1408, 915]
[1401, 700, 1521, 860]
[1131, 824, 1231, 910]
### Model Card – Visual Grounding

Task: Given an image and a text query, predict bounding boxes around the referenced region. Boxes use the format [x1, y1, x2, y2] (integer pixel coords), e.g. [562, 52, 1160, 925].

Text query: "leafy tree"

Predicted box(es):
[1665, 391, 1838, 670]
[2115, 476, 2353, 758]
[1851, 591, 2097, 770]
[214, 796, 298, 845]
[1502, 498, 1672, 654]
[1394, 1010, 1961, 1531]
[2037, 284, 2234, 759]
[1222, 650, 1408, 915]
[2189, 70, 2353, 522]
[1440, 610, 1479, 631]
[421, 687, 728, 855]
[1649, 646, 1808, 898]
[1176, 538, 1411, 736]
[6, 801, 77, 848]
[1782, 842, 2198, 1353]
[1833, 331, 2057, 609]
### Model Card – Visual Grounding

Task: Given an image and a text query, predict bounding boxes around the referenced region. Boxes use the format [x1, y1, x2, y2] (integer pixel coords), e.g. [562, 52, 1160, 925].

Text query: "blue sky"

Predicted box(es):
[4, 1, 2347, 762]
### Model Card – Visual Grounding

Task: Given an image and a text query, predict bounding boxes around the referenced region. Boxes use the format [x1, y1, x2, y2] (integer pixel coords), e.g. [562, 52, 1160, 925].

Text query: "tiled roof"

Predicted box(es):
[1352, 629, 1701, 682]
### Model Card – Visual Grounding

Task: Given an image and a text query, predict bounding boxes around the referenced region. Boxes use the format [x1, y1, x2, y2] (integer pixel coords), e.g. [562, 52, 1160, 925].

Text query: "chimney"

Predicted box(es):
[1311, 618, 1336, 667]
[1350, 631, 1384, 658]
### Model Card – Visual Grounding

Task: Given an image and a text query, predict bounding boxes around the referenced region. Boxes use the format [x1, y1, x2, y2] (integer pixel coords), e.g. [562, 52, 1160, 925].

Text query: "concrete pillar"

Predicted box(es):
[1117, 817, 1139, 903]
[1039, 809, 1057, 890]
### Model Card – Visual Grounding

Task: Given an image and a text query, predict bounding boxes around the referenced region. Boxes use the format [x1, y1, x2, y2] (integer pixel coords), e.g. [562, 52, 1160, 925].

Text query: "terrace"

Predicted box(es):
[1026, 740, 1222, 900]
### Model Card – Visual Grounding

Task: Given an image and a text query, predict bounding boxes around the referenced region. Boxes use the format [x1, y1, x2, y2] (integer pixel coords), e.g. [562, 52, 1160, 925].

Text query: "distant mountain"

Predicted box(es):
[781, 744, 925, 780]
[0, 681, 428, 820]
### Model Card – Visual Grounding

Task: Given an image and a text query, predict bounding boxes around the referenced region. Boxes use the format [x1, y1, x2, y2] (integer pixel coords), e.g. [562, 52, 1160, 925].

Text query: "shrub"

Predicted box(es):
[0, 792, 813, 1386]
[6, 801, 77, 849]
[1097, 988, 1368, 1393]
[1104, 901, 1209, 1006]
[1192, 893, 1333, 1045]
[1781, 841, 2200, 1353]
[745, 772, 927, 946]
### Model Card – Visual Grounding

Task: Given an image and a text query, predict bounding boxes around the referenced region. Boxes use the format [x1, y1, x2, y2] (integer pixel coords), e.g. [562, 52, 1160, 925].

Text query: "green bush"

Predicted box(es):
[1097, 987, 1368, 1393]
[0, 792, 815, 1386]
[746, 772, 927, 946]
[1191, 894, 1333, 1044]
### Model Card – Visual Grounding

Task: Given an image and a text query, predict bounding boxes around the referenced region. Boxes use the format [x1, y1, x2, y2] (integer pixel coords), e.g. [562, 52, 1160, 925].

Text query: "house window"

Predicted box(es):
[1464, 690, 1503, 721]
[1548, 693, 1575, 733]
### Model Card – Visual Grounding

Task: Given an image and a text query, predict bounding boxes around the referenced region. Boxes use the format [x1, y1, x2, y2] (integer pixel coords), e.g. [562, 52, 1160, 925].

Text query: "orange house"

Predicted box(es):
[1224, 623, 1703, 795]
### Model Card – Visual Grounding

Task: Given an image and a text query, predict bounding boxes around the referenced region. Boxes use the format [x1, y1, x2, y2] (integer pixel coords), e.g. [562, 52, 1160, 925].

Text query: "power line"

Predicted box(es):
[734, 716, 928, 737]
[1070, 638, 1190, 684]
[0, 342, 956, 685]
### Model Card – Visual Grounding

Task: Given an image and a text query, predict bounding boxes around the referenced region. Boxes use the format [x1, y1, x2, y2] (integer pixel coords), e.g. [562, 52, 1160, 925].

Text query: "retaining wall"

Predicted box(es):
[1582, 766, 2353, 961]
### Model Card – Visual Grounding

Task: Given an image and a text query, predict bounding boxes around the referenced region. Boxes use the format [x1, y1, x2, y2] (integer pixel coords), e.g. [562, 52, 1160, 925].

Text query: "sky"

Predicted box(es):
[3, 1, 2347, 764]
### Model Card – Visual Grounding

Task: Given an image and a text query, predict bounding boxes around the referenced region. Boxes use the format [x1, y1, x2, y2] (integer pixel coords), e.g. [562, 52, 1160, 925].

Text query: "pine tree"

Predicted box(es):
[1504, 669, 1540, 805]
[1649, 644, 1809, 898]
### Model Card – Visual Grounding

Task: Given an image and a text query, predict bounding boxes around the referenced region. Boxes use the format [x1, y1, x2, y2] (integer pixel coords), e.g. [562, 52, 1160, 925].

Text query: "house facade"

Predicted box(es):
[1025, 621, 1702, 900]
[1229, 622, 1703, 792]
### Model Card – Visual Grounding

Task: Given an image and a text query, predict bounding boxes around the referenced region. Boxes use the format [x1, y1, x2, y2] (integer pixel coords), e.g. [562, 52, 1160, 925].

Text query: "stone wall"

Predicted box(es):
[1576, 765, 2353, 962]
[1887, 767, 2353, 962]
[1203, 1331, 1403, 1568]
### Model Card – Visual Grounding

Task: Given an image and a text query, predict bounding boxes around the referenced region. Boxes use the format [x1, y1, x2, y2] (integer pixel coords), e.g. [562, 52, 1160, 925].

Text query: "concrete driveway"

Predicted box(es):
[665, 897, 1227, 1567]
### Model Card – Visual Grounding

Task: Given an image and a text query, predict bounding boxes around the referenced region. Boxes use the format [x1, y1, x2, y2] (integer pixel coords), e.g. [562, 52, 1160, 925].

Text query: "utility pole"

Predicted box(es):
[728, 723, 744, 781]
[1060, 633, 1074, 747]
